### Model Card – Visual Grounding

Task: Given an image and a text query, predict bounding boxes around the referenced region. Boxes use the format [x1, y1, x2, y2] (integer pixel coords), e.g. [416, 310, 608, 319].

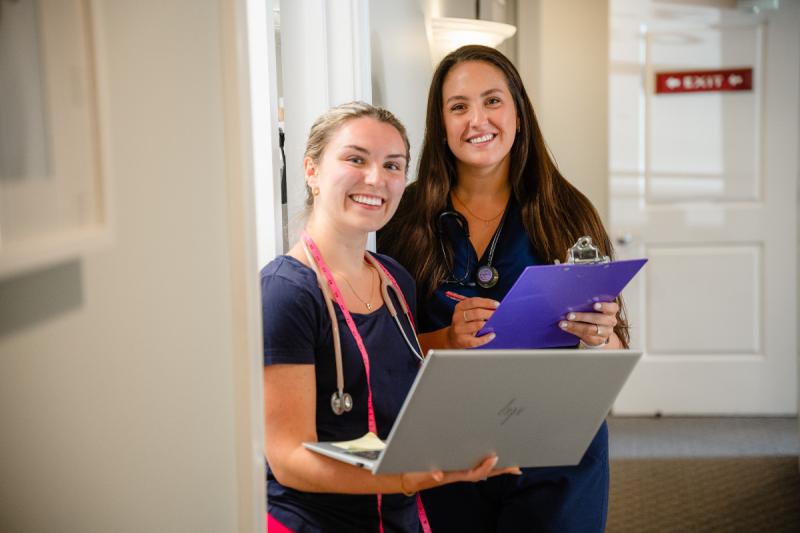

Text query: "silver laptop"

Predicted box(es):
[304, 349, 641, 474]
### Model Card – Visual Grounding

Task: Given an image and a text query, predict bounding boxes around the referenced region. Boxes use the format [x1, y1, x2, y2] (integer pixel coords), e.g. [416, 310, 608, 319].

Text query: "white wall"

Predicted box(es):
[517, 0, 610, 221]
[280, 0, 372, 244]
[0, 1, 263, 531]
[370, 0, 433, 179]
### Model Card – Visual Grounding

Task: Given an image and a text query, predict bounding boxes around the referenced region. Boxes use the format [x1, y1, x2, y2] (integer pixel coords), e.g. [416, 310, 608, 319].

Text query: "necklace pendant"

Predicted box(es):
[366, 302, 372, 311]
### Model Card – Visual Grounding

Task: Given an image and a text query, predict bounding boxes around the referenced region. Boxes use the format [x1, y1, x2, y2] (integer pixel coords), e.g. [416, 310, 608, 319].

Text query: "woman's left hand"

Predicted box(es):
[559, 301, 619, 348]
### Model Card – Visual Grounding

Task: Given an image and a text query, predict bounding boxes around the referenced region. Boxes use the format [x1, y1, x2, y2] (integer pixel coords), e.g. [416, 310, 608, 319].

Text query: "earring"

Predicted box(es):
[312, 187, 320, 196]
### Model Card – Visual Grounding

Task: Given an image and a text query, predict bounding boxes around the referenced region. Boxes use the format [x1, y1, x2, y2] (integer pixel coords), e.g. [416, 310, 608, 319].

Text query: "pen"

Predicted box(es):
[444, 291, 466, 302]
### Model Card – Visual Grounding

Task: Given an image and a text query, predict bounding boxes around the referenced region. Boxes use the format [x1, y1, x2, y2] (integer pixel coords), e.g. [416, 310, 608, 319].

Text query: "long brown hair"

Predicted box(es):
[378, 45, 629, 346]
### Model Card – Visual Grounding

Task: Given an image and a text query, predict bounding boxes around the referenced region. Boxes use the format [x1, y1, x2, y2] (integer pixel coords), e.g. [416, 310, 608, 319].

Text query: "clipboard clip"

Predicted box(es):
[555, 236, 610, 265]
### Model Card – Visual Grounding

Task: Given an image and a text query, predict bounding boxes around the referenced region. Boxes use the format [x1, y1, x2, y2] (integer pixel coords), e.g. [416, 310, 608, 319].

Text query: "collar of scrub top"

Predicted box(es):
[437, 197, 510, 288]
[300, 238, 423, 416]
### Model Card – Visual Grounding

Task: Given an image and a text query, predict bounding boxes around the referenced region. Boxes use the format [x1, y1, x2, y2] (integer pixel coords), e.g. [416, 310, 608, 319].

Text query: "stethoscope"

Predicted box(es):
[301, 236, 424, 416]
[437, 204, 509, 289]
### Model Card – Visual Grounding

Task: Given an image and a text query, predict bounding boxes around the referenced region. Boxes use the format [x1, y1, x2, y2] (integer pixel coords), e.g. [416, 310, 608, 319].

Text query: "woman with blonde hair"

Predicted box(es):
[261, 101, 517, 532]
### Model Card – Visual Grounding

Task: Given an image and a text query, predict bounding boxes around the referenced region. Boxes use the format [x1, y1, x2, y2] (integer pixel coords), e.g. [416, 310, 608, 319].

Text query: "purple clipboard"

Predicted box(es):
[476, 258, 647, 349]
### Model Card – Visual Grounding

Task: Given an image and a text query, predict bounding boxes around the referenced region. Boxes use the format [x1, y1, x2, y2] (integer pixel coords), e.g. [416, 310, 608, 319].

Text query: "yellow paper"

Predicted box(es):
[330, 431, 386, 452]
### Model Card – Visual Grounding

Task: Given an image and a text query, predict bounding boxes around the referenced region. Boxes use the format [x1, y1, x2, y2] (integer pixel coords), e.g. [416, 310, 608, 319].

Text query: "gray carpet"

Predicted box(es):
[607, 456, 800, 532]
[608, 417, 799, 459]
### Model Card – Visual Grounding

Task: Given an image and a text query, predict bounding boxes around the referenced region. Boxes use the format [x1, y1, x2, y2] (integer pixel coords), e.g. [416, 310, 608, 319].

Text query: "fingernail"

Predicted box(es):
[560, 321, 569, 329]
[490, 456, 499, 468]
[568, 313, 576, 320]
[594, 302, 602, 311]
[432, 471, 444, 482]
[492, 300, 501, 308]
[488, 333, 496, 341]
[512, 468, 523, 475]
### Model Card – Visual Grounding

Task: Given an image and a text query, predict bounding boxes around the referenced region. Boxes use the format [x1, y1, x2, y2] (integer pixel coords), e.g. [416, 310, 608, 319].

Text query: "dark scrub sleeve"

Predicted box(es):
[261, 260, 323, 366]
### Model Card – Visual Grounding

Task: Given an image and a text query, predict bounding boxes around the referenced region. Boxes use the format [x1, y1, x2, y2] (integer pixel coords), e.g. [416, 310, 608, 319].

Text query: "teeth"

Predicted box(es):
[351, 194, 383, 207]
[469, 133, 494, 144]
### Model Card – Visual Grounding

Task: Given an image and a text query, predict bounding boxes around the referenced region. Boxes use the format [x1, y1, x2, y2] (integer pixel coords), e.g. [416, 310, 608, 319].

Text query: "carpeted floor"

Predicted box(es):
[607, 457, 800, 532]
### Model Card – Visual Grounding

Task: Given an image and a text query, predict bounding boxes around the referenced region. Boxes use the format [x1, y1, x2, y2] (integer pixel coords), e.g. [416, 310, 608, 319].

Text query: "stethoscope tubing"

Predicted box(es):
[438, 202, 510, 288]
[302, 242, 347, 395]
[301, 239, 423, 416]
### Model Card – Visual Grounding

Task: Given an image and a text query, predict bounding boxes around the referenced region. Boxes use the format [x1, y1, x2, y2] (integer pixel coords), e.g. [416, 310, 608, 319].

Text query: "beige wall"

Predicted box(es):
[0, 1, 262, 531]
[517, 0, 610, 222]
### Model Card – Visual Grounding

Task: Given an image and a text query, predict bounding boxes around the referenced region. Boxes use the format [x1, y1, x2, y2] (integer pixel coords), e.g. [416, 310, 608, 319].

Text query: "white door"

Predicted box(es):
[609, 0, 799, 415]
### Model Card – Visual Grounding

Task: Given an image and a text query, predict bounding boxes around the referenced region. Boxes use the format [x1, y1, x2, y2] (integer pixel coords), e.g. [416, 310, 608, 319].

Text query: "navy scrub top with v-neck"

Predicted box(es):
[412, 197, 610, 533]
[419, 197, 538, 334]
[261, 254, 422, 533]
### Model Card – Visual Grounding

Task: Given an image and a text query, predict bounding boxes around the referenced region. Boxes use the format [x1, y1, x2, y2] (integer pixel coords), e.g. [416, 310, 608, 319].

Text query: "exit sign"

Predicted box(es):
[655, 68, 753, 94]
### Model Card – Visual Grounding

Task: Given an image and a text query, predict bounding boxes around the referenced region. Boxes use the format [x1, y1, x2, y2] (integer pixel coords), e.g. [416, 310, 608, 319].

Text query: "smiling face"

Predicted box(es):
[441, 60, 518, 175]
[305, 116, 408, 236]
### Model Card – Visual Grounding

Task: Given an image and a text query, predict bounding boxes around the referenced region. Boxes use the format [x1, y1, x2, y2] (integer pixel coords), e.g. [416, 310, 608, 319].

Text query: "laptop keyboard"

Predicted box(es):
[348, 450, 381, 461]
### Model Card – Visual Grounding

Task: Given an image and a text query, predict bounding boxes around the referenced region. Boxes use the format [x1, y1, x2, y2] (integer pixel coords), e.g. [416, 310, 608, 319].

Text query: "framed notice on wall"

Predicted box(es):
[0, 0, 111, 280]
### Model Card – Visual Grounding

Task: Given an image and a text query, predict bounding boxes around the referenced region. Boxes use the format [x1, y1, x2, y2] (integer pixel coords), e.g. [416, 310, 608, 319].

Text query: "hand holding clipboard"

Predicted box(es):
[475, 237, 647, 349]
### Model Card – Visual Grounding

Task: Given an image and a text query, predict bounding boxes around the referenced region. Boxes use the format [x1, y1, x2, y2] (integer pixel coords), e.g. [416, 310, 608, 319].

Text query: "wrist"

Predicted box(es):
[443, 326, 456, 349]
[399, 474, 416, 497]
[605, 332, 622, 349]
[579, 337, 608, 349]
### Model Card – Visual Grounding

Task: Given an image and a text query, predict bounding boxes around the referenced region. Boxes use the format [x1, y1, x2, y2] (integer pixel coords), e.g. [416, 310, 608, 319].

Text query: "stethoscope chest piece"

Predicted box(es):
[331, 390, 353, 415]
[476, 264, 499, 288]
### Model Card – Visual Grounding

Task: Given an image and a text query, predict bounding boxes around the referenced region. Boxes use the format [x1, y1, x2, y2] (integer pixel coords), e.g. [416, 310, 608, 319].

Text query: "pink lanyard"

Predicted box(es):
[302, 232, 379, 434]
[301, 232, 431, 533]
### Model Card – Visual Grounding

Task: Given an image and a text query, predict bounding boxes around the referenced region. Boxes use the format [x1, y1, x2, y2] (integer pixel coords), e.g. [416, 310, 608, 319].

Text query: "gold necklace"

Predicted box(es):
[452, 192, 505, 226]
[339, 264, 377, 311]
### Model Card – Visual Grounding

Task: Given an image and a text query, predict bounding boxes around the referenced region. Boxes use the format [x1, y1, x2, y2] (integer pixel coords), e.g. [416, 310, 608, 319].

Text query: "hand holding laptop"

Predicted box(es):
[398, 454, 522, 495]
[322, 430, 522, 491]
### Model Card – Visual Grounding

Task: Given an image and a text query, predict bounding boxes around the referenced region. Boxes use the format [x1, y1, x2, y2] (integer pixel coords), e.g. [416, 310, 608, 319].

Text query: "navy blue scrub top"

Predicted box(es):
[419, 197, 540, 334]
[261, 253, 421, 532]
[385, 199, 612, 533]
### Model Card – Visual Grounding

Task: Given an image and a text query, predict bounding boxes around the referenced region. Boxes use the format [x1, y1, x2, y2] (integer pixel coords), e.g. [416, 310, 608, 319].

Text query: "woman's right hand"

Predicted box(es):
[400, 455, 521, 494]
[446, 297, 500, 348]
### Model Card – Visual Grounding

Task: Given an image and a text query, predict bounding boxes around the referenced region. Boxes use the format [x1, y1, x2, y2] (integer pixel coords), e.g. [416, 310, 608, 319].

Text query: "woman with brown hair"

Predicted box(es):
[378, 45, 626, 532]
[261, 101, 518, 533]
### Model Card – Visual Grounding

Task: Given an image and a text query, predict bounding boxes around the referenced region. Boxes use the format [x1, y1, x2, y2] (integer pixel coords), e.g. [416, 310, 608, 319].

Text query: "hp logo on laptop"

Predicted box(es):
[497, 398, 525, 425]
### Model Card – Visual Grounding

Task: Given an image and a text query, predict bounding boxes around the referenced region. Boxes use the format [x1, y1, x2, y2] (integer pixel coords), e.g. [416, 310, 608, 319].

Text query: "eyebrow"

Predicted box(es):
[445, 88, 504, 104]
[341, 145, 408, 162]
